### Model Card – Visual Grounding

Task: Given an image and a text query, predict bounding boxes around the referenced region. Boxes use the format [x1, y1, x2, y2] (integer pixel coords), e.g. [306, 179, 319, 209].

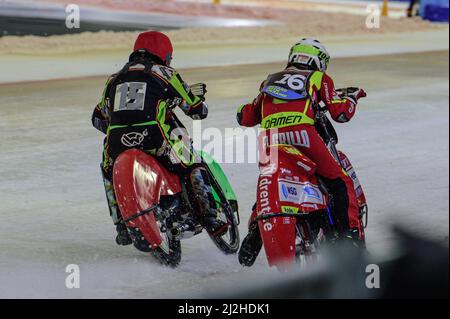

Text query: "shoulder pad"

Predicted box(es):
[151, 65, 176, 81]
[105, 73, 118, 85]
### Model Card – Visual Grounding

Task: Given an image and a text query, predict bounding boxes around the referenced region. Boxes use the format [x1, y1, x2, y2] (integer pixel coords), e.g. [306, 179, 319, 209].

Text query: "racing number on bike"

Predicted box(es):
[274, 74, 306, 90]
[114, 82, 147, 111]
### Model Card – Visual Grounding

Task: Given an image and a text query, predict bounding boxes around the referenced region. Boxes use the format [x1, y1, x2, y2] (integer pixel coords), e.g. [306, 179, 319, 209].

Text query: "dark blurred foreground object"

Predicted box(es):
[380, 227, 449, 298]
[419, 0, 449, 22]
[217, 227, 449, 299]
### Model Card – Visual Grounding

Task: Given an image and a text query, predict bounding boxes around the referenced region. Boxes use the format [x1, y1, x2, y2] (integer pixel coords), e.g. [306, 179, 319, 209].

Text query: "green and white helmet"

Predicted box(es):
[288, 38, 331, 72]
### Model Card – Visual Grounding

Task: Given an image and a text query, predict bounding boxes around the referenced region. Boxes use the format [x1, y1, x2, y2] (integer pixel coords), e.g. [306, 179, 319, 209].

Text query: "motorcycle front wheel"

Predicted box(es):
[208, 200, 240, 254]
[128, 220, 182, 267]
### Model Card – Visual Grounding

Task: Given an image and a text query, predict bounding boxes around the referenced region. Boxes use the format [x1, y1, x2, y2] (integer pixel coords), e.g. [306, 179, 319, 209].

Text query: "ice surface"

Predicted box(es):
[0, 51, 448, 298]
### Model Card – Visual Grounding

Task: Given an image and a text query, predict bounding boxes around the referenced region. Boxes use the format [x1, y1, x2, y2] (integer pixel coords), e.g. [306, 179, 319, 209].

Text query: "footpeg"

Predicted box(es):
[170, 220, 202, 240]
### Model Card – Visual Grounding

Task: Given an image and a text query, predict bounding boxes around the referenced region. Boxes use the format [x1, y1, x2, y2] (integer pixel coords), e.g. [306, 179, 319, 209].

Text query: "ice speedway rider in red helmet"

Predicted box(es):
[236, 38, 367, 266]
[92, 31, 226, 245]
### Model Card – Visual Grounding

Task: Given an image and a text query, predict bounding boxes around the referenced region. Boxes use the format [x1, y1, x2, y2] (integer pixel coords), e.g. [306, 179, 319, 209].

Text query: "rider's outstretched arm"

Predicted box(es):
[321, 73, 365, 123]
[236, 81, 265, 127]
[153, 65, 208, 120]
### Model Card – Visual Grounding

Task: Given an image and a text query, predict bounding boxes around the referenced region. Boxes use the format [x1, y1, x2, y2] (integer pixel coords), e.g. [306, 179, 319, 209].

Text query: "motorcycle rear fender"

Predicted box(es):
[256, 144, 327, 268]
[256, 172, 296, 267]
[259, 144, 317, 177]
[113, 149, 181, 249]
[258, 215, 297, 268]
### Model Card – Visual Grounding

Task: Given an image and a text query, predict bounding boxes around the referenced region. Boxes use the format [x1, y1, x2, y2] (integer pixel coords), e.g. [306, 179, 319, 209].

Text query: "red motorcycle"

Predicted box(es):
[253, 90, 368, 270]
[112, 111, 240, 267]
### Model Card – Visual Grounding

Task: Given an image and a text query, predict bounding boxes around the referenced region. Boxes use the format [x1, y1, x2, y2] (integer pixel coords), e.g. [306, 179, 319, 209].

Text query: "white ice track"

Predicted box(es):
[0, 51, 448, 298]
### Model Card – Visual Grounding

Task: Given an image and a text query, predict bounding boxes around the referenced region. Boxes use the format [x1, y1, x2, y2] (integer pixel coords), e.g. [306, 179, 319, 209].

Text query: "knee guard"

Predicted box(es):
[189, 167, 216, 216]
[101, 165, 121, 225]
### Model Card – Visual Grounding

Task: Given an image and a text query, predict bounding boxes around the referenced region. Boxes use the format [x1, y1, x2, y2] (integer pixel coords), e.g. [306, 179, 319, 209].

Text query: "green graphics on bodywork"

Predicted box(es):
[199, 150, 238, 203]
[157, 100, 196, 166]
[169, 71, 202, 107]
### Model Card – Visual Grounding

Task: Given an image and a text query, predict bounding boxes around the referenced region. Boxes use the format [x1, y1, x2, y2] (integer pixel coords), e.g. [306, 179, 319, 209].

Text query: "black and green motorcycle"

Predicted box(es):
[113, 115, 240, 267]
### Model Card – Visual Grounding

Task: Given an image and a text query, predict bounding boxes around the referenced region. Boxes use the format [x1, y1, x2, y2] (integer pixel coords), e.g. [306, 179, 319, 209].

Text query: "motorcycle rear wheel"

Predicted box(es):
[295, 220, 321, 266]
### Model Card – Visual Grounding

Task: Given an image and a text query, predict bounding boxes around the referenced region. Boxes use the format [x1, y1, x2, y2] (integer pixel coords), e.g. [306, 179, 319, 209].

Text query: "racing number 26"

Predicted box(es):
[275, 74, 306, 90]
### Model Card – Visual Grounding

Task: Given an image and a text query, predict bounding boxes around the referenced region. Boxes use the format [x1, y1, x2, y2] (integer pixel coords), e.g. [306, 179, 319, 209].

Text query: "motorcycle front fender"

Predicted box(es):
[199, 150, 238, 203]
[113, 149, 181, 249]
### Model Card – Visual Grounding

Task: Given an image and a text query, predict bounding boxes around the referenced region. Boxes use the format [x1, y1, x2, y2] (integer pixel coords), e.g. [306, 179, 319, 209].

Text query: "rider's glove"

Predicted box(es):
[92, 106, 108, 134]
[167, 97, 184, 110]
[338, 87, 367, 105]
[93, 117, 108, 134]
[190, 83, 207, 100]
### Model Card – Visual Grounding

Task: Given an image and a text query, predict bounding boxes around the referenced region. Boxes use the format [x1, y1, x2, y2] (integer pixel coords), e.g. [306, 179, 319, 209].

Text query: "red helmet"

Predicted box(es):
[133, 31, 173, 65]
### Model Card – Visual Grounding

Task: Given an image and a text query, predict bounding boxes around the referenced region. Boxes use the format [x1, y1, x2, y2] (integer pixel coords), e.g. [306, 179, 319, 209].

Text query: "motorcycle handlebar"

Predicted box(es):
[336, 87, 358, 97]
[315, 86, 356, 115]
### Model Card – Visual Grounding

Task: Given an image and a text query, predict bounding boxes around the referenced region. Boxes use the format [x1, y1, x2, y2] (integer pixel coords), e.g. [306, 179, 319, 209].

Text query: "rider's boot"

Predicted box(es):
[342, 227, 364, 249]
[321, 177, 363, 249]
[102, 169, 132, 246]
[239, 222, 262, 267]
[115, 222, 132, 246]
[190, 167, 227, 235]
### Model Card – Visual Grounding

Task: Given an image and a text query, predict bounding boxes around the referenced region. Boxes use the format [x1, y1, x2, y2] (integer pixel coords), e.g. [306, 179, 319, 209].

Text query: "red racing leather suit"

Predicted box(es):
[237, 66, 361, 230]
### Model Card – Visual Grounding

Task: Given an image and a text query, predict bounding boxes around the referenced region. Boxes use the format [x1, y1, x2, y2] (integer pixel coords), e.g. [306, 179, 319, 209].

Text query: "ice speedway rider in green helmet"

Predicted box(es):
[236, 38, 367, 266]
[91, 31, 226, 245]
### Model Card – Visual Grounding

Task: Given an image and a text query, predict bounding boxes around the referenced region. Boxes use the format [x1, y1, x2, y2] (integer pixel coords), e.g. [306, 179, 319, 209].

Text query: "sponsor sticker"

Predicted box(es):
[263, 222, 273, 231]
[120, 130, 148, 147]
[281, 206, 299, 213]
[302, 185, 321, 200]
[278, 180, 325, 206]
